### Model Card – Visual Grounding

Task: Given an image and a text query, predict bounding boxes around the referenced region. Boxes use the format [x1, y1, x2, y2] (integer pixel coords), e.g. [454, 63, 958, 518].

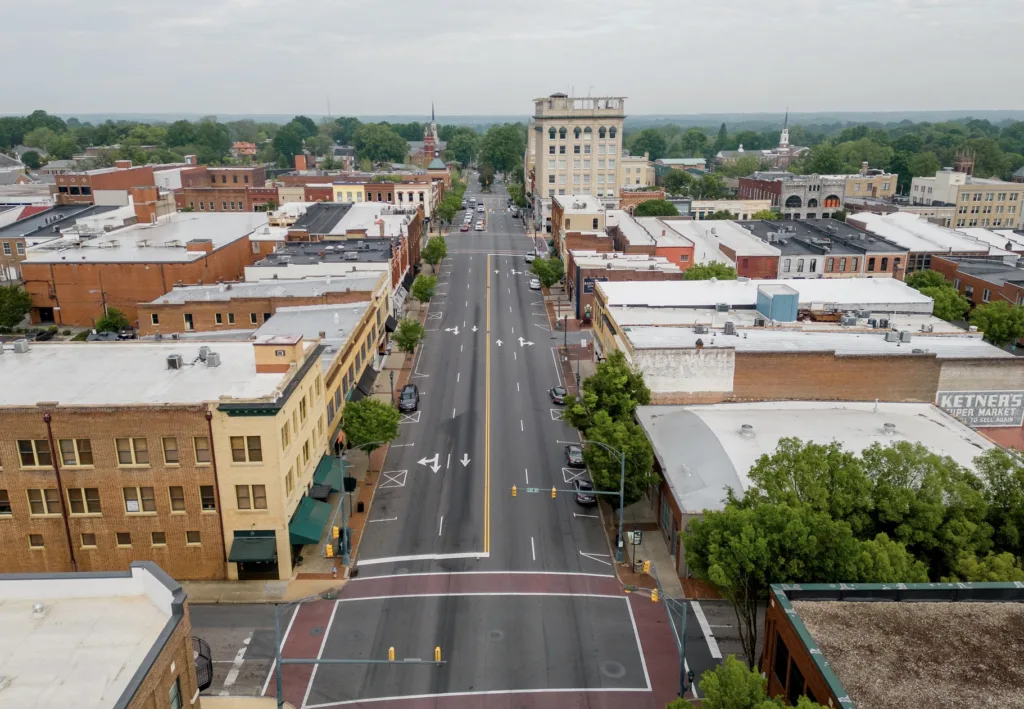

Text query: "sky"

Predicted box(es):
[4, 0, 1024, 117]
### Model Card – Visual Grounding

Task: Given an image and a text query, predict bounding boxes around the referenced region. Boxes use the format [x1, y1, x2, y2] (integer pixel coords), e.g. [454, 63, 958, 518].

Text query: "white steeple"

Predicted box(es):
[779, 109, 790, 149]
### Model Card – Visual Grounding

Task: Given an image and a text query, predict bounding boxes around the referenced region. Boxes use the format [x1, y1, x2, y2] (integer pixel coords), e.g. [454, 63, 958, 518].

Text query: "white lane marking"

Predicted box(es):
[525, 468, 529, 484]
[517, 382, 520, 392]
[461, 344, 463, 352]
[260, 606, 298, 696]
[452, 407, 456, 419]
[520, 420, 524, 431]
[531, 537, 536, 561]
[446, 453, 451, 469]
[550, 347, 564, 387]
[357, 551, 489, 566]
[463, 321, 466, 328]
[514, 352, 517, 360]
[391, 443, 415, 448]
[302, 600, 340, 709]
[457, 372, 460, 383]
[691, 600, 723, 659]
[626, 597, 654, 691]
[223, 631, 253, 687]
[510, 305, 512, 312]
[579, 551, 613, 566]
[574, 513, 599, 519]
[439, 516, 444, 536]
[465, 301, 468, 307]
[350, 570, 615, 581]
[369, 517, 398, 523]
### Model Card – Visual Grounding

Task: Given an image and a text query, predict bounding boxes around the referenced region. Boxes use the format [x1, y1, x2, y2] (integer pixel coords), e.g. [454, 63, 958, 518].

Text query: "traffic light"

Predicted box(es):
[332, 526, 340, 539]
[642, 560, 651, 574]
[512, 485, 517, 497]
[651, 588, 660, 602]
[388, 647, 395, 662]
[325, 544, 334, 558]
[551, 486, 557, 498]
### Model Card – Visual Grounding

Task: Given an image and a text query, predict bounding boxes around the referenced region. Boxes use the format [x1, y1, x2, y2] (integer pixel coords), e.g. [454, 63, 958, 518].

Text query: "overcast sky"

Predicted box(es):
[4, 0, 1024, 117]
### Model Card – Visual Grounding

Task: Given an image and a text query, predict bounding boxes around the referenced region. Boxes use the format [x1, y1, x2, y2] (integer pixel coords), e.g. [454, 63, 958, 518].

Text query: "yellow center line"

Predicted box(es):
[484, 253, 491, 554]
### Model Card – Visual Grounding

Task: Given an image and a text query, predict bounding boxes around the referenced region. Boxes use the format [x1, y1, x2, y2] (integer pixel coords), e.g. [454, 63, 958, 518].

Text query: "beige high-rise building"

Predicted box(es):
[525, 93, 626, 233]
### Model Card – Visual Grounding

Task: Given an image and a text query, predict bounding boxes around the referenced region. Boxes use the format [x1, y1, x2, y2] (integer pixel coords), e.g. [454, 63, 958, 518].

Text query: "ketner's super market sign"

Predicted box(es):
[937, 391, 1024, 427]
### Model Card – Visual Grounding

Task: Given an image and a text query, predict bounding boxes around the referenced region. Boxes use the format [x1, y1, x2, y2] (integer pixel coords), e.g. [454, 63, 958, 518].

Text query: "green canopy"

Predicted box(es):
[228, 535, 277, 563]
[289, 496, 332, 546]
[313, 454, 348, 492]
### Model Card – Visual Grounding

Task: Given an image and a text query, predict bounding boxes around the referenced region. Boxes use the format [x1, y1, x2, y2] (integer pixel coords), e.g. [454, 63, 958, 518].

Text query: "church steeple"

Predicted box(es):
[779, 108, 790, 149]
[431, 102, 435, 123]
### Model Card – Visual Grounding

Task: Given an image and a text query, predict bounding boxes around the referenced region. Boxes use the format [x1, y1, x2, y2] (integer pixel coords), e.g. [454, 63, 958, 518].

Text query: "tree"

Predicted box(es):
[677, 128, 710, 156]
[692, 173, 728, 200]
[289, 115, 318, 140]
[435, 194, 459, 225]
[714, 123, 729, 151]
[271, 124, 304, 166]
[970, 301, 1024, 347]
[20, 150, 42, 169]
[478, 123, 525, 174]
[855, 533, 930, 583]
[661, 170, 692, 196]
[421, 236, 448, 267]
[798, 142, 846, 174]
[629, 129, 668, 161]
[716, 155, 761, 178]
[411, 274, 437, 303]
[682, 262, 737, 281]
[23, 126, 56, 150]
[530, 257, 564, 289]
[944, 551, 1024, 582]
[331, 117, 363, 145]
[919, 285, 970, 322]
[583, 410, 657, 507]
[0, 284, 32, 328]
[193, 121, 232, 162]
[304, 134, 333, 157]
[393, 319, 425, 354]
[353, 124, 408, 164]
[974, 448, 1024, 552]
[46, 133, 78, 160]
[341, 397, 399, 458]
[444, 129, 478, 165]
[478, 163, 495, 190]
[707, 210, 736, 220]
[563, 350, 650, 430]
[750, 209, 778, 220]
[696, 655, 782, 709]
[633, 199, 679, 217]
[908, 151, 941, 178]
[95, 307, 130, 333]
[905, 269, 947, 290]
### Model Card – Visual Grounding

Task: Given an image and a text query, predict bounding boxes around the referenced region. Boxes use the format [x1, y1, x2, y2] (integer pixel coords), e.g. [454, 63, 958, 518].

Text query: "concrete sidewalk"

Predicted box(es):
[181, 578, 345, 604]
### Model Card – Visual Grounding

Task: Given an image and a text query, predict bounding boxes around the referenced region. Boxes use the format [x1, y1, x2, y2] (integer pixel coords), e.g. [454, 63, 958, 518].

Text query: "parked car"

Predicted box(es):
[573, 479, 597, 506]
[565, 444, 585, 468]
[524, 252, 535, 263]
[477, 205, 485, 212]
[398, 384, 419, 412]
[475, 222, 484, 231]
[549, 386, 568, 404]
[529, 278, 542, 290]
[32, 330, 55, 341]
[461, 223, 470, 231]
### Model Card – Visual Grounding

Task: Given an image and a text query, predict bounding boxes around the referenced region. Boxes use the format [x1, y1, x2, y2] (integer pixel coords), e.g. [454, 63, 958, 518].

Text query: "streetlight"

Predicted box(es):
[579, 439, 627, 563]
[389, 371, 395, 404]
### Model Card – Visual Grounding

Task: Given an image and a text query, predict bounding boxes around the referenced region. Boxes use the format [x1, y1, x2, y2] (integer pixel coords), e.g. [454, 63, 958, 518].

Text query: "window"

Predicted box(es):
[152, 531, 166, 546]
[215, 313, 223, 325]
[2, 242, 9, 255]
[200, 485, 216, 511]
[233, 174, 239, 184]
[783, 258, 791, 273]
[559, 127, 566, 139]
[584, 144, 591, 154]
[881, 257, 889, 271]
[250, 312, 258, 325]
[0, 490, 10, 515]
[609, 127, 617, 138]
[160, 437, 179, 465]
[773, 635, 790, 686]
[222, 202, 228, 211]
[81, 533, 97, 548]
[868, 257, 876, 272]
[199, 201, 205, 211]
[973, 193, 982, 202]
[573, 145, 580, 155]
[787, 661, 805, 705]
[194, 437, 211, 464]
[281, 422, 291, 449]
[573, 127, 581, 139]
[116, 437, 149, 465]
[123, 487, 156, 513]
[230, 436, 263, 463]
[151, 313, 160, 325]
[28, 488, 60, 515]
[965, 284, 975, 299]
[548, 127, 556, 140]
[548, 145, 555, 154]
[244, 175, 249, 184]
[236, 484, 267, 510]
[796, 258, 804, 273]
[169, 486, 186, 512]
[228, 312, 235, 325]
[809, 258, 817, 273]
[184, 313, 194, 331]
[67, 488, 101, 514]
[186, 530, 202, 545]
[59, 439, 93, 466]
[299, 397, 307, 422]
[839, 257, 847, 272]
[170, 677, 183, 709]
[827, 258, 834, 273]
[303, 440, 311, 465]
[983, 288, 991, 302]
[985, 192, 994, 201]
[851, 257, 859, 271]
[209, 202, 215, 211]
[16, 242, 23, 255]
[559, 145, 565, 154]
[29, 534, 44, 548]
[548, 159, 555, 170]
[18, 439, 52, 467]
[116, 532, 131, 546]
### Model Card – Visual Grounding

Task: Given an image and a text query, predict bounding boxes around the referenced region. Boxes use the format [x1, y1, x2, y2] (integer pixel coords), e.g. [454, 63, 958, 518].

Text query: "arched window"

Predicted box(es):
[851, 257, 859, 271]
[574, 127, 581, 139]
[783, 258, 791, 273]
[807, 198, 819, 208]
[785, 195, 802, 208]
[797, 258, 805, 273]
[824, 195, 841, 208]
[599, 127, 607, 139]
[584, 127, 592, 139]
[609, 127, 617, 138]
[549, 127, 556, 140]
[868, 257, 876, 272]
[839, 257, 847, 272]
[881, 257, 889, 271]
[809, 258, 817, 272]
[559, 127, 567, 140]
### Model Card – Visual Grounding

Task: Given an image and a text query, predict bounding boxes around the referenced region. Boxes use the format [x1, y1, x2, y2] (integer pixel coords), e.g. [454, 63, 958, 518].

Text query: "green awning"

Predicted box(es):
[228, 535, 277, 563]
[313, 454, 348, 492]
[289, 496, 332, 546]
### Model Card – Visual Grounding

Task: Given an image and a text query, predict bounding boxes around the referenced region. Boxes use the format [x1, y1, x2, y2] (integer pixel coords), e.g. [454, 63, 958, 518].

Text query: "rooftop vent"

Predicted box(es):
[715, 303, 729, 313]
[899, 330, 912, 343]
[882, 422, 897, 436]
[32, 602, 47, 618]
[840, 315, 858, 326]
[198, 346, 210, 362]
[694, 325, 708, 334]
[884, 331, 899, 342]
[206, 352, 221, 368]
[12, 339, 29, 354]
[724, 321, 736, 335]
[740, 424, 755, 439]
[167, 354, 183, 370]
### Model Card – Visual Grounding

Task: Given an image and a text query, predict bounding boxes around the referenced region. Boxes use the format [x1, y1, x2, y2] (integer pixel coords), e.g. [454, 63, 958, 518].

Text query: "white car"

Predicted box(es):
[529, 278, 542, 290]
[477, 205, 485, 213]
[475, 222, 485, 231]
[524, 252, 536, 263]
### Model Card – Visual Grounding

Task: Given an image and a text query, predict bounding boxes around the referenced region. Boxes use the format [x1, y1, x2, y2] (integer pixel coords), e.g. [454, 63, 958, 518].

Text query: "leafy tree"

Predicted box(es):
[411, 274, 437, 303]
[304, 134, 333, 157]
[272, 124, 304, 166]
[478, 163, 495, 190]
[331, 117, 363, 145]
[970, 301, 1024, 347]
[435, 194, 459, 225]
[166, 119, 197, 147]
[633, 199, 679, 217]
[478, 123, 525, 175]
[964, 137, 1008, 178]
[707, 210, 736, 220]
[193, 121, 232, 162]
[797, 142, 846, 174]
[20, 150, 42, 169]
[421, 236, 448, 267]
[919, 285, 969, 321]
[582, 410, 657, 506]
[677, 128, 710, 156]
[530, 257, 564, 289]
[694, 655, 824, 709]
[830, 209, 848, 222]
[0, 285, 32, 328]
[563, 350, 650, 429]
[750, 209, 778, 220]
[974, 448, 1024, 552]
[392, 319, 425, 354]
[836, 138, 894, 171]
[507, 183, 527, 208]
[289, 115, 318, 140]
[855, 532, 930, 583]
[905, 269, 948, 290]
[23, 126, 55, 150]
[353, 124, 408, 164]
[341, 397, 399, 458]
[908, 151, 941, 178]
[716, 155, 761, 178]
[444, 129, 478, 165]
[95, 307, 130, 333]
[629, 129, 668, 161]
[693, 173, 728, 199]
[47, 133, 78, 160]
[661, 170, 692, 196]
[682, 262, 737, 281]
[944, 551, 1024, 582]
[714, 123, 729, 151]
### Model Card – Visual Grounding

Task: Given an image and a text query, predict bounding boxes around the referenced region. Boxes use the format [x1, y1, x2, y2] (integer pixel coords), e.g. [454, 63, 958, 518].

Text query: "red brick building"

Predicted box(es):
[929, 255, 1024, 308]
[55, 162, 158, 205]
[567, 250, 684, 320]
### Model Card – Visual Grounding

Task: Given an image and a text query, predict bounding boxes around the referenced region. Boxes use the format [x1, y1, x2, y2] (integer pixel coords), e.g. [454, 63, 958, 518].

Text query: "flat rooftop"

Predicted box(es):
[609, 306, 962, 333]
[24, 212, 268, 264]
[607, 210, 657, 246]
[331, 202, 416, 238]
[956, 227, 1024, 251]
[662, 219, 780, 258]
[569, 250, 682, 273]
[790, 593, 1024, 709]
[147, 273, 384, 304]
[0, 340, 304, 406]
[636, 401, 992, 512]
[290, 202, 353, 234]
[0, 204, 118, 238]
[597, 278, 934, 313]
[253, 302, 370, 372]
[848, 212, 1005, 255]
[254, 239, 392, 266]
[634, 217, 698, 249]
[740, 218, 906, 255]
[553, 194, 604, 213]
[0, 563, 183, 709]
[937, 257, 1024, 286]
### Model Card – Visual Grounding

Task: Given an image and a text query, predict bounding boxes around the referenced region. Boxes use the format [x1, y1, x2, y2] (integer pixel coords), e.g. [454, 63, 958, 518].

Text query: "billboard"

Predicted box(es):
[936, 390, 1024, 428]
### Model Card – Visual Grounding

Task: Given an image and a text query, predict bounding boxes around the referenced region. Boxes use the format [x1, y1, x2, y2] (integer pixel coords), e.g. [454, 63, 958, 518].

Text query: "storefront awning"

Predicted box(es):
[348, 387, 365, 402]
[313, 454, 349, 492]
[289, 496, 332, 546]
[228, 535, 277, 563]
[355, 366, 378, 397]
[385, 315, 399, 333]
[402, 272, 414, 290]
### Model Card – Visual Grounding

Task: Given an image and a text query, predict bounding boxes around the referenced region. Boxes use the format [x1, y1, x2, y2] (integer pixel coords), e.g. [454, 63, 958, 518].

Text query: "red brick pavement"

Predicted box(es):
[271, 600, 337, 707]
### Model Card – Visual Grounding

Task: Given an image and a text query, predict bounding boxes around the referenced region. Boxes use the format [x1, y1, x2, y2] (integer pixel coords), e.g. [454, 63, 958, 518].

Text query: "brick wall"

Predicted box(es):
[761, 592, 838, 707]
[126, 602, 200, 709]
[738, 177, 782, 205]
[720, 247, 779, 279]
[931, 256, 1024, 307]
[574, 266, 684, 320]
[304, 186, 333, 202]
[620, 188, 665, 214]
[0, 406, 226, 580]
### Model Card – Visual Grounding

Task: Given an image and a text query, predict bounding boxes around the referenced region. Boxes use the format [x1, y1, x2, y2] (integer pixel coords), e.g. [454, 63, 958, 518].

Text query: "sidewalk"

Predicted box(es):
[181, 578, 344, 604]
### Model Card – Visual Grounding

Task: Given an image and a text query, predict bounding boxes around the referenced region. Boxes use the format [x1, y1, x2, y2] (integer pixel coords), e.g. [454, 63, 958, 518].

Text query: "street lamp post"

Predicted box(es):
[581, 439, 627, 563]
[390, 371, 395, 404]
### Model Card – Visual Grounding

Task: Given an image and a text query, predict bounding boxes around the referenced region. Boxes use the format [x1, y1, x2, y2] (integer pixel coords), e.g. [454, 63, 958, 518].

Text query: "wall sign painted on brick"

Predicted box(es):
[937, 390, 1024, 427]
[583, 277, 608, 294]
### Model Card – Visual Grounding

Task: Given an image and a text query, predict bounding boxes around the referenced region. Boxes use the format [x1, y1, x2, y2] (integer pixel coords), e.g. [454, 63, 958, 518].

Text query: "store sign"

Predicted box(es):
[583, 276, 608, 294]
[936, 390, 1024, 427]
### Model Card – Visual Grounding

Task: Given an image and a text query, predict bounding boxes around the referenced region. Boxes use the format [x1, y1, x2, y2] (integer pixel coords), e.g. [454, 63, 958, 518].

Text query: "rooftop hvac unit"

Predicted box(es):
[694, 325, 708, 334]
[878, 318, 890, 329]
[840, 315, 858, 326]
[867, 318, 878, 328]
[754, 317, 766, 327]
[198, 346, 210, 362]
[884, 331, 899, 342]
[167, 354, 184, 369]
[899, 330, 912, 343]
[715, 302, 729, 313]
[12, 339, 29, 354]
[857, 310, 871, 318]
[920, 323, 934, 333]
[912, 348, 925, 354]
[345, 252, 358, 261]
[724, 321, 736, 335]
[206, 352, 221, 367]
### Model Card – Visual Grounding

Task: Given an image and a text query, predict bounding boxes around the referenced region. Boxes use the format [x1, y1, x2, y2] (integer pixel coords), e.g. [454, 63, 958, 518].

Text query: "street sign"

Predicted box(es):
[525, 487, 541, 493]
[632, 530, 643, 545]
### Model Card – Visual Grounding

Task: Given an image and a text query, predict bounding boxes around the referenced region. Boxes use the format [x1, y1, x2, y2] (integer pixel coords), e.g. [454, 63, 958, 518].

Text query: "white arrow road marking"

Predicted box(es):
[471, 325, 478, 332]
[580, 551, 613, 566]
[444, 325, 460, 335]
[417, 454, 441, 473]
[460, 454, 471, 467]
[574, 512, 599, 519]
[496, 339, 503, 346]
[518, 337, 535, 347]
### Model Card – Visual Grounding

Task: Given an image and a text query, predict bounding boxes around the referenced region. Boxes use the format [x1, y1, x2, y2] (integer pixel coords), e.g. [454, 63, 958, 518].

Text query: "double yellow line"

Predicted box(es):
[484, 254, 491, 554]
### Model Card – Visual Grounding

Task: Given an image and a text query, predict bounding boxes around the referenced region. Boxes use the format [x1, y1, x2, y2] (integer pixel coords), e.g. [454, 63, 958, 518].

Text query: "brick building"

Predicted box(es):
[21, 211, 268, 326]
[618, 187, 665, 215]
[738, 172, 847, 220]
[608, 210, 695, 269]
[173, 165, 276, 213]
[247, 238, 410, 295]
[55, 162, 159, 206]
[928, 255, 1024, 308]
[847, 211, 1000, 273]
[658, 219, 781, 278]
[566, 250, 684, 321]
[552, 194, 607, 261]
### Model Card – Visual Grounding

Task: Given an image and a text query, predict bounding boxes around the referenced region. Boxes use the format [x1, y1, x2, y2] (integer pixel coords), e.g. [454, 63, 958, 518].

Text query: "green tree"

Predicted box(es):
[855, 532, 930, 583]
[682, 262, 737, 281]
[435, 194, 460, 225]
[716, 155, 761, 178]
[970, 301, 1024, 347]
[696, 655, 782, 709]
[392, 319, 425, 354]
[661, 170, 692, 196]
[633, 199, 679, 217]
[23, 126, 56, 150]
[411, 274, 437, 303]
[563, 350, 650, 429]
[421, 236, 448, 267]
[507, 183, 527, 208]
[905, 269, 947, 290]
[693, 173, 728, 199]
[272, 124, 304, 166]
[944, 551, 1024, 582]
[166, 119, 196, 147]
[750, 209, 778, 220]
[444, 129, 478, 165]
[0, 284, 33, 328]
[677, 128, 710, 156]
[530, 257, 564, 289]
[919, 285, 970, 321]
[20, 150, 42, 169]
[798, 142, 846, 174]
[331, 117, 363, 145]
[908, 151, 941, 178]
[193, 121, 232, 162]
[478, 163, 495, 190]
[46, 133, 78, 160]
[714, 122, 729, 151]
[353, 124, 409, 164]
[341, 397, 400, 458]
[478, 123, 525, 174]
[629, 129, 668, 161]
[582, 410, 657, 506]
[95, 307, 130, 333]
[706, 210, 736, 220]
[289, 115, 318, 140]
[974, 448, 1024, 552]
[304, 134, 333, 157]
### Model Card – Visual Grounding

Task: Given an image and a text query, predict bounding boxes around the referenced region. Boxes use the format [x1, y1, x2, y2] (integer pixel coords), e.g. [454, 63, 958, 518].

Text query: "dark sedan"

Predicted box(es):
[398, 384, 419, 412]
[574, 479, 597, 506]
[565, 444, 585, 468]
[549, 386, 568, 404]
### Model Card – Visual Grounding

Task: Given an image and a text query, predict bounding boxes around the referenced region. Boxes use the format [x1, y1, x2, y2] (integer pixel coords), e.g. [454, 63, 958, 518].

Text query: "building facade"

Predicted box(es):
[738, 172, 847, 220]
[551, 194, 608, 263]
[618, 152, 654, 188]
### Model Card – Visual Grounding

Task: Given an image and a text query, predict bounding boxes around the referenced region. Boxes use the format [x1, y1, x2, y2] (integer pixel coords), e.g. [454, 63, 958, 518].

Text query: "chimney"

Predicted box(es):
[114, 159, 132, 170]
[860, 161, 869, 176]
[186, 239, 214, 254]
[377, 219, 385, 237]
[295, 155, 308, 171]
[184, 155, 197, 165]
[130, 185, 160, 223]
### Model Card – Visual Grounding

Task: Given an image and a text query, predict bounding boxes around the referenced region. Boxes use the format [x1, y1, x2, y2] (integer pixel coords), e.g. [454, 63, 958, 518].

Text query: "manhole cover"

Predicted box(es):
[310, 627, 323, 636]
[487, 629, 505, 642]
[395, 567, 410, 575]
[345, 630, 364, 641]
[600, 661, 626, 679]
